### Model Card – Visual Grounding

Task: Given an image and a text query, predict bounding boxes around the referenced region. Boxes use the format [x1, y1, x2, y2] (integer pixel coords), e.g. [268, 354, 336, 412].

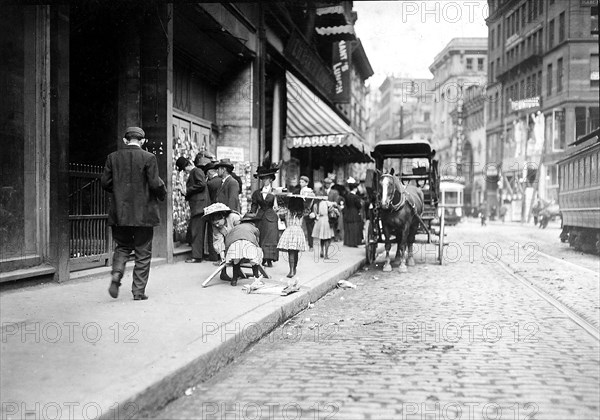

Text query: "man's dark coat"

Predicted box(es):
[101, 145, 166, 226]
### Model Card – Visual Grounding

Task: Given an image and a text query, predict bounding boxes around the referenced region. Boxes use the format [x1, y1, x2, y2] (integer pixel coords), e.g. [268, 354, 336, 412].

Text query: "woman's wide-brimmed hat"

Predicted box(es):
[254, 151, 280, 179]
[202, 203, 232, 218]
[239, 212, 261, 223]
[214, 158, 234, 171]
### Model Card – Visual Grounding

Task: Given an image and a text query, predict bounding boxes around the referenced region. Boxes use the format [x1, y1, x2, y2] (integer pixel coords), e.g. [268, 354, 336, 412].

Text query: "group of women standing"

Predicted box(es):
[248, 153, 365, 280]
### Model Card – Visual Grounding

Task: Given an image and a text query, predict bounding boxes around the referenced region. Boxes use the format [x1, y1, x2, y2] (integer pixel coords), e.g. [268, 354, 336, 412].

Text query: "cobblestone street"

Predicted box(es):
[153, 221, 600, 420]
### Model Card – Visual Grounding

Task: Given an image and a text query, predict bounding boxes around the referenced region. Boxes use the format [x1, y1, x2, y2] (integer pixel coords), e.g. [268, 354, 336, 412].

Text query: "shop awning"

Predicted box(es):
[285, 71, 372, 163]
[314, 4, 357, 42]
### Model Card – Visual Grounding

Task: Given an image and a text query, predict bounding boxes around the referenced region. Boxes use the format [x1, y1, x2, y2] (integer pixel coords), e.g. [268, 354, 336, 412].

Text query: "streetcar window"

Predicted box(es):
[445, 191, 459, 205]
[580, 159, 585, 188]
[585, 156, 591, 187]
[570, 162, 575, 189]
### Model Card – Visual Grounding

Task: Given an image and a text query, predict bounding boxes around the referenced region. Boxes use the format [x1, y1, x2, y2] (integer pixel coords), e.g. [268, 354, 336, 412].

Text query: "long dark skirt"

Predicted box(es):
[258, 217, 279, 261]
[343, 220, 364, 247]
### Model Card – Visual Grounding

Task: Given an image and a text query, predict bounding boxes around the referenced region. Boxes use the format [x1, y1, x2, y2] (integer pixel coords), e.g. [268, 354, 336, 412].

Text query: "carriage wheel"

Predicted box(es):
[438, 209, 445, 265]
[364, 220, 378, 264]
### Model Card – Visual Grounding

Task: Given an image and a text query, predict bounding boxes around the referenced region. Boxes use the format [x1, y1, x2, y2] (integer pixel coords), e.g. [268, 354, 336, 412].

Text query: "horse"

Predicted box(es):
[379, 170, 424, 273]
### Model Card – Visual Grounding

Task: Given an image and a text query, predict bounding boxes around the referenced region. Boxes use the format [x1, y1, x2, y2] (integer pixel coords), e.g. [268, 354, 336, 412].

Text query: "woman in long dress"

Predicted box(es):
[343, 178, 364, 247]
[251, 153, 280, 267]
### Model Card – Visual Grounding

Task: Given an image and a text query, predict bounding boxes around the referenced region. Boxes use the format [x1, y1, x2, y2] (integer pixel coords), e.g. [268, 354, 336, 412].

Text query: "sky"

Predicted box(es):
[353, 1, 489, 89]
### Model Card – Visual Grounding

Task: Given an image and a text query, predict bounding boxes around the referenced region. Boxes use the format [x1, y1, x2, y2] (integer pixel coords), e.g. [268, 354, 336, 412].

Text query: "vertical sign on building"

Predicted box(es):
[332, 41, 351, 103]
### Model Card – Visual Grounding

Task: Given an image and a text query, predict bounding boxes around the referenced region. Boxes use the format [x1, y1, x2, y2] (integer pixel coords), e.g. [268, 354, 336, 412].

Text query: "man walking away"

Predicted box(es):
[101, 127, 167, 300]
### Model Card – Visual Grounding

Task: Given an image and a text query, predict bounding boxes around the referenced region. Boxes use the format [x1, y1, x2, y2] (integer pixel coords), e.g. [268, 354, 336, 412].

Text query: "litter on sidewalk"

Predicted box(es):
[337, 279, 357, 289]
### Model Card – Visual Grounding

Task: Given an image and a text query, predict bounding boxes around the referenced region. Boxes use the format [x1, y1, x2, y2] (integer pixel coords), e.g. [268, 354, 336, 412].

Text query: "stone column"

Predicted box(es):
[139, 4, 173, 261]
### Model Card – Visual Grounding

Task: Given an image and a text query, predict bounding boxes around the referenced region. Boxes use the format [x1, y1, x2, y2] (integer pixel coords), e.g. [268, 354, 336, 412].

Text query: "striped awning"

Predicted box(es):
[285, 71, 371, 163]
[314, 3, 357, 41]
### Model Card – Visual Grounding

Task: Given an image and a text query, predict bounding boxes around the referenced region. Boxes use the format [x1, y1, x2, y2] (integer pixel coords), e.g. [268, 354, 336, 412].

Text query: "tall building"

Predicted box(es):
[486, 0, 599, 221]
[449, 84, 487, 211]
[374, 76, 433, 142]
[429, 38, 488, 177]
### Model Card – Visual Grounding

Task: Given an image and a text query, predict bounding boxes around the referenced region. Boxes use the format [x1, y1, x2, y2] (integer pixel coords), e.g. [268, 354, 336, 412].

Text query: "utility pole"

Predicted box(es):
[399, 105, 404, 138]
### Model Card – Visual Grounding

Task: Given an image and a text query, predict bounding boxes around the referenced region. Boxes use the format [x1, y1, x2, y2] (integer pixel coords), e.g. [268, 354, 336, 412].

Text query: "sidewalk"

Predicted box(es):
[1, 245, 365, 420]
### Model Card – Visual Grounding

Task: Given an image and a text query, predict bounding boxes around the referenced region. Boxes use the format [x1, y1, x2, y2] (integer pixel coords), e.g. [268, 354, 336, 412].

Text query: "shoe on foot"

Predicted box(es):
[108, 282, 120, 299]
[220, 269, 232, 281]
[108, 275, 121, 299]
[133, 294, 148, 301]
[231, 278, 238, 286]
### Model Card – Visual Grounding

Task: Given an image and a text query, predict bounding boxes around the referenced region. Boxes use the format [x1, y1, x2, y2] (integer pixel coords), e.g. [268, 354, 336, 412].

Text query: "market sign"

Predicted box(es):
[510, 96, 540, 112]
[287, 134, 347, 148]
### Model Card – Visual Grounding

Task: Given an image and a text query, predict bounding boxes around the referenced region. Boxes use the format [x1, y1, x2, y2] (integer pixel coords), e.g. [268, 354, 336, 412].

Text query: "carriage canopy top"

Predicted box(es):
[372, 139, 435, 160]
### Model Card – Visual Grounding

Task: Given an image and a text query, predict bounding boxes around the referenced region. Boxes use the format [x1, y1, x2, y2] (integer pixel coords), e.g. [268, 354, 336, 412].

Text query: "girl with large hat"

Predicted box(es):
[250, 152, 280, 267]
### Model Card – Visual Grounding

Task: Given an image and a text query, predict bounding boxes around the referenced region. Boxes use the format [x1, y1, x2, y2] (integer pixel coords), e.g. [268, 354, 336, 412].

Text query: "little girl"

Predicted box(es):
[277, 196, 308, 278]
[311, 200, 335, 259]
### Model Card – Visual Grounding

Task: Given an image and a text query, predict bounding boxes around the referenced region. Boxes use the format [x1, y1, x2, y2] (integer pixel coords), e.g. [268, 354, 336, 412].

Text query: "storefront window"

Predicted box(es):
[1, 6, 42, 268]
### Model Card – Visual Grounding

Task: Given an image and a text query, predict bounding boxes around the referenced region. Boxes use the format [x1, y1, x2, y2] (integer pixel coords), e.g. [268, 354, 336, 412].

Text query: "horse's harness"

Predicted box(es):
[381, 174, 417, 214]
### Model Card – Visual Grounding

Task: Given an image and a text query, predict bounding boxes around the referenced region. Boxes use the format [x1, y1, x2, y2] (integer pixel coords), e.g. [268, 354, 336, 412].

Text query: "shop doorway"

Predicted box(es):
[68, 4, 121, 270]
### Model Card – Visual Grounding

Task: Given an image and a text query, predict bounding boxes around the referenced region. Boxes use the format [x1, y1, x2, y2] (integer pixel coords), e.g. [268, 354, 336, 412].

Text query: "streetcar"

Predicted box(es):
[438, 176, 465, 226]
[557, 127, 600, 255]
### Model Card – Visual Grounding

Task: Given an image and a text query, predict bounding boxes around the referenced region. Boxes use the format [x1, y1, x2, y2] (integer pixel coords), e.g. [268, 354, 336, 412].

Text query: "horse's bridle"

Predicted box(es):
[381, 174, 406, 212]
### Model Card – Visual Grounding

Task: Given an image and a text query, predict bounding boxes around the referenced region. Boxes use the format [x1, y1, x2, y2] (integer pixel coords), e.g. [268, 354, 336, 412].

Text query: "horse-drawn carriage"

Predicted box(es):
[363, 139, 445, 271]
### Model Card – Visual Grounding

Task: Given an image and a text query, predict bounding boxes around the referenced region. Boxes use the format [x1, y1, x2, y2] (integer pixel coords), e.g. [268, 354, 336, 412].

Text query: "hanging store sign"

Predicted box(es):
[332, 41, 351, 103]
[510, 96, 540, 112]
[284, 30, 335, 99]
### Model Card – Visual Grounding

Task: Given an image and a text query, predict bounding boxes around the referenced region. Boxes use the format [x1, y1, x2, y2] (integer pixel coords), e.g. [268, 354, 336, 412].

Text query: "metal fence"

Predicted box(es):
[68, 163, 112, 271]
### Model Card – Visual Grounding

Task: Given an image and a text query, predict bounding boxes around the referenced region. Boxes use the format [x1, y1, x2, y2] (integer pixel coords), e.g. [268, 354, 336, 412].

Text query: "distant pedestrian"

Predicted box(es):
[478, 202, 488, 226]
[532, 200, 541, 226]
[499, 204, 507, 223]
[175, 156, 210, 263]
[215, 158, 240, 212]
[101, 127, 166, 300]
[278, 196, 309, 278]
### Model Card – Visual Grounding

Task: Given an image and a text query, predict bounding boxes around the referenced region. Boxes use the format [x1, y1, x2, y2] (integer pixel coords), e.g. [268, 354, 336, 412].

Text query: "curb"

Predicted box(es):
[101, 256, 366, 419]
